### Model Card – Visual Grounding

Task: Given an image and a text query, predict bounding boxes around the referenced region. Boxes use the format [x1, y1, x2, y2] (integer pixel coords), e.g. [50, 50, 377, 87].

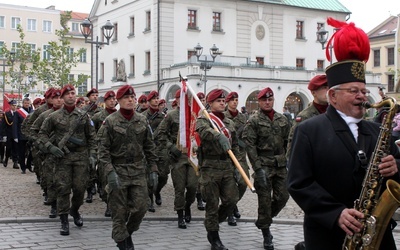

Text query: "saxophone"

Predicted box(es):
[343, 97, 400, 250]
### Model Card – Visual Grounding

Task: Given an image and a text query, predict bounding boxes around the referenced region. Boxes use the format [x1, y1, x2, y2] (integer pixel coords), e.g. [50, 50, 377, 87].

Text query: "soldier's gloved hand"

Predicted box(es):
[255, 168, 267, 189]
[168, 144, 182, 161]
[107, 170, 121, 191]
[217, 133, 231, 152]
[234, 169, 241, 183]
[149, 172, 158, 192]
[48, 145, 64, 158]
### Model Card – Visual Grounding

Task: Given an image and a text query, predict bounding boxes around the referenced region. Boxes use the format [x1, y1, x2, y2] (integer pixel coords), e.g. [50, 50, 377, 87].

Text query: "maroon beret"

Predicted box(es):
[138, 94, 147, 103]
[50, 89, 61, 98]
[44, 88, 55, 99]
[147, 91, 159, 101]
[207, 89, 225, 103]
[60, 84, 75, 97]
[175, 89, 181, 98]
[225, 92, 238, 102]
[197, 92, 205, 99]
[116, 85, 135, 99]
[86, 88, 99, 97]
[171, 100, 177, 107]
[257, 87, 274, 99]
[159, 99, 166, 105]
[308, 75, 328, 91]
[40, 99, 46, 105]
[104, 90, 116, 100]
[76, 97, 85, 105]
[33, 98, 42, 105]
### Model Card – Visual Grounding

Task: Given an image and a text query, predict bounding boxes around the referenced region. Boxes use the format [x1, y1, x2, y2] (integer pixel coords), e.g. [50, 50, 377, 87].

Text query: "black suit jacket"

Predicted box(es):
[287, 105, 399, 250]
[1, 111, 14, 137]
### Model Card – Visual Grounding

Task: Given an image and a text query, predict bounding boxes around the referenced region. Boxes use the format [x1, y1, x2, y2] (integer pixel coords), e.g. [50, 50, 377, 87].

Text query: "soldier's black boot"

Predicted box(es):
[184, 203, 191, 223]
[43, 189, 50, 205]
[227, 215, 237, 226]
[59, 214, 69, 236]
[177, 210, 187, 229]
[262, 228, 274, 250]
[70, 208, 83, 227]
[148, 194, 155, 212]
[196, 192, 205, 211]
[207, 231, 228, 250]
[126, 235, 135, 250]
[2, 157, 7, 167]
[233, 205, 241, 219]
[154, 192, 162, 206]
[12, 161, 19, 169]
[294, 241, 306, 250]
[104, 203, 112, 217]
[85, 188, 93, 203]
[116, 238, 129, 250]
[49, 201, 57, 218]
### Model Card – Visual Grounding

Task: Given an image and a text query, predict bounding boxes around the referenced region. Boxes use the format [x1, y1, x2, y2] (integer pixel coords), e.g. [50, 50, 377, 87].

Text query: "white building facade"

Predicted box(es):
[90, 0, 382, 114]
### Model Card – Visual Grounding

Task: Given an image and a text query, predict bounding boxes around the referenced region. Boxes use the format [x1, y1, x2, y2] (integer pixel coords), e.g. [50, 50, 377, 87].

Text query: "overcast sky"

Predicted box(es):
[0, 0, 399, 32]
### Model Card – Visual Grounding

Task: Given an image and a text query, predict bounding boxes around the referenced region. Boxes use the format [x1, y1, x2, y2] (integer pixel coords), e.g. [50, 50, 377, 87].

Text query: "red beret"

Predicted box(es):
[207, 89, 225, 103]
[86, 88, 99, 97]
[197, 92, 205, 99]
[308, 75, 328, 91]
[147, 91, 159, 101]
[171, 100, 177, 107]
[225, 92, 238, 102]
[33, 98, 42, 105]
[40, 99, 46, 105]
[116, 85, 135, 99]
[44, 88, 55, 99]
[50, 89, 61, 98]
[104, 90, 116, 100]
[257, 87, 274, 99]
[61, 84, 75, 97]
[159, 99, 166, 105]
[175, 89, 181, 98]
[138, 94, 147, 103]
[76, 97, 85, 105]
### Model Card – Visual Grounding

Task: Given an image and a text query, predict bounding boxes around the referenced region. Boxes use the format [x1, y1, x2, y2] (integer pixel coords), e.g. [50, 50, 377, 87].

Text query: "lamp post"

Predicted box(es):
[316, 27, 333, 65]
[1, 51, 16, 105]
[194, 43, 220, 94]
[80, 19, 114, 90]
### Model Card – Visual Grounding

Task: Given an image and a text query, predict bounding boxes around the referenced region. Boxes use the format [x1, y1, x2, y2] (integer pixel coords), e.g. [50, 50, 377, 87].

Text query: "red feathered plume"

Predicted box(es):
[325, 17, 370, 63]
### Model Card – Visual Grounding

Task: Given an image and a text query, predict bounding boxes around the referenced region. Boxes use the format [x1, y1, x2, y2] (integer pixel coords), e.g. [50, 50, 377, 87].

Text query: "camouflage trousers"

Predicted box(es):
[31, 148, 43, 180]
[254, 166, 289, 229]
[236, 160, 250, 201]
[155, 148, 170, 195]
[42, 155, 57, 203]
[54, 151, 89, 215]
[170, 155, 198, 211]
[98, 163, 107, 202]
[108, 175, 148, 243]
[199, 165, 239, 231]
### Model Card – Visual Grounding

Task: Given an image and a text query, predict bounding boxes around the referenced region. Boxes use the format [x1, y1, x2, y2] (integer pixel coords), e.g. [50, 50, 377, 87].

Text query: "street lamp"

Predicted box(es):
[316, 27, 333, 65]
[80, 19, 114, 90]
[194, 43, 220, 94]
[1, 51, 16, 106]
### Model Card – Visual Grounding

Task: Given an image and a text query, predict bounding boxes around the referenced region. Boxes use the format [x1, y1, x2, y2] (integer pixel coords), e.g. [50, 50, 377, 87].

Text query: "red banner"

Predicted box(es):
[2, 93, 21, 112]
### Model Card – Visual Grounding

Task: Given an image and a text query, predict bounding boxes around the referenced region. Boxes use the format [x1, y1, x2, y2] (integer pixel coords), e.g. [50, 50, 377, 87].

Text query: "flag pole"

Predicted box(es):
[181, 75, 255, 193]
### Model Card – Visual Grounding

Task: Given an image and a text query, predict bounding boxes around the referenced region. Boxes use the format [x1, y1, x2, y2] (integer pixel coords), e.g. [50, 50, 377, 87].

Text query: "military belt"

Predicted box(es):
[113, 157, 143, 164]
[67, 147, 87, 153]
[204, 154, 228, 161]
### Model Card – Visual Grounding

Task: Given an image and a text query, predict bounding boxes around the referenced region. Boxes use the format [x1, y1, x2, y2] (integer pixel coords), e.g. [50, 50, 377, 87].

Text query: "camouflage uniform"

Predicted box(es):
[242, 110, 290, 229]
[38, 107, 97, 216]
[97, 111, 157, 243]
[157, 108, 198, 213]
[196, 114, 240, 231]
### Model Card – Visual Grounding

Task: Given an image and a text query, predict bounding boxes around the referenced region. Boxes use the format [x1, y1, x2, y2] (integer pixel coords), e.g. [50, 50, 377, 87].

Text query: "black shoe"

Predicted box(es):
[90, 185, 96, 195]
[227, 215, 237, 226]
[49, 204, 57, 218]
[148, 203, 155, 213]
[85, 190, 93, 203]
[126, 235, 134, 250]
[155, 192, 162, 206]
[27, 167, 33, 173]
[3, 158, 8, 167]
[294, 241, 306, 250]
[104, 205, 112, 217]
[184, 204, 191, 223]
[70, 210, 83, 227]
[13, 162, 19, 169]
[36, 177, 41, 184]
[21, 170, 26, 174]
[60, 214, 69, 236]
[196, 193, 205, 211]
[207, 231, 228, 250]
[177, 210, 187, 229]
[262, 228, 274, 250]
[233, 205, 241, 219]
[117, 238, 133, 250]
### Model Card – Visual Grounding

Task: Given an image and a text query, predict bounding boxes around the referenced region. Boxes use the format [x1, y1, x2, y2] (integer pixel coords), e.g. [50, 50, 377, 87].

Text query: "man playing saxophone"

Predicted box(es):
[287, 17, 400, 250]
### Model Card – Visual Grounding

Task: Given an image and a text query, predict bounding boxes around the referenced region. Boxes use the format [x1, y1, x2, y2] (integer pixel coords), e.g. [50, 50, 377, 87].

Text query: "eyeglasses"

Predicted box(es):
[335, 87, 370, 97]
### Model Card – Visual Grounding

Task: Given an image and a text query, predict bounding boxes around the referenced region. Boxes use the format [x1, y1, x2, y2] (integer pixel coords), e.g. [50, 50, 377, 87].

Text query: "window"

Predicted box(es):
[27, 19, 37, 31]
[68, 74, 74, 82]
[113, 23, 118, 41]
[296, 58, 304, 68]
[67, 48, 74, 60]
[296, 21, 304, 39]
[188, 10, 197, 29]
[0, 41, 4, 57]
[28, 44, 36, 56]
[130, 55, 135, 77]
[213, 12, 221, 31]
[72, 23, 79, 32]
[113, 59, 118, 79]
[316, 22, 324, 41]
[43, 45, 51, 60]
[145, 51, 150, 74]
[130, 17, 135, 36]
[388, 47, 394, 65]
[256, 57, 264, 66]
[77, 77, 87, 95]
[11, 17, 21, 29]
[0, 16, 4, 28]
[317, 60, 324, 71]
[145, 11, 151, 31]
[100, 63, 104, 82]
[388, 75, 395, 92]
[187, 50, 196, 60]
[43, 20, 52, 32]
[80, 49, 87, 63]
[373, 50, 380, 67]
[11, 42, 20, 55]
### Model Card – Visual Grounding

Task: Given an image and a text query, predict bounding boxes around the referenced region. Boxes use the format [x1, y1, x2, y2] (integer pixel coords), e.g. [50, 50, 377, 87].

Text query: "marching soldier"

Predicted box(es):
[196, 89, 240, 250]
[38, 84, 97, 236]
[85, 88, 103, 116]
[97, 85, 158, 250]
[223, 91, 249, 226]
[242, 87, 290, 250]
[136, 94, 148, 113]
[91, 90, 117, 216]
